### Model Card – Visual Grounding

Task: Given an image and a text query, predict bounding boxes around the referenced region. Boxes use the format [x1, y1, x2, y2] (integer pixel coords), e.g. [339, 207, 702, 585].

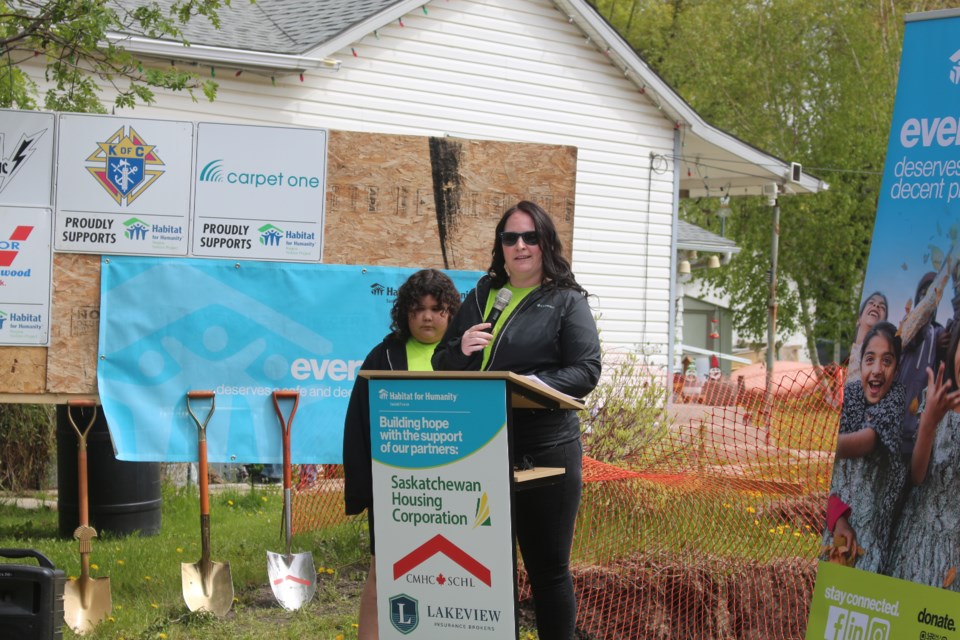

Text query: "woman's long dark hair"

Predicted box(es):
[944, 319, 960, 393]
[487, 200, 587, 295]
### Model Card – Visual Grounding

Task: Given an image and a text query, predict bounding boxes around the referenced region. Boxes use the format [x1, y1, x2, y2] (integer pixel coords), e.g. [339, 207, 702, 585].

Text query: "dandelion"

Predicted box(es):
[326, 568, 334, 575]
[335, 635, 344, 640]
[754, 519, 760, 526]
[722, 503, 731, 509]
[159, 634, 168, 639]
[144, 575, 152, 581]
[261, 496, 268, 502]
[108, 616, 116, 623]
[116, 605, 123, 610]
[176, 548, 183, 554]
[91, 563, 99, 570]
[351, 623, 359, 629]
[117, 559, 125, 565]
[68, 575, 77, 580]
[746, 506, 756, 514]
[151, 603, 159, 609]
[228, 499, 234, 506]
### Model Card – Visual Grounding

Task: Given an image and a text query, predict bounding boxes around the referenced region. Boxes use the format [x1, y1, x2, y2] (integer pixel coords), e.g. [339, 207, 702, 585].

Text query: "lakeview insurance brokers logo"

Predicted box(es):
[0, 226, 32, 268]
[0, 129, 46, 194]
[86, 126, 164, 205]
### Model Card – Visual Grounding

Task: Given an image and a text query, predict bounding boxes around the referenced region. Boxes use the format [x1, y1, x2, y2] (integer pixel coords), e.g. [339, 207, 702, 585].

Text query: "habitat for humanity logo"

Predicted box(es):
[124, 217, 150, 241]
[86, 126, 164, 205]
[951, 49, 960, 84]
[0, 129, 46, 194]
[0, 226, 32, 266]
[258, 224, 283, 246]
[0, 311, 6, 329]
[389, 594, 419, 634]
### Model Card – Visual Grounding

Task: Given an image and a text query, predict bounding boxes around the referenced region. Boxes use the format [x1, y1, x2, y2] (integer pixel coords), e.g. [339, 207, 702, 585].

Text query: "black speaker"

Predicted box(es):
[0, 549, 64, 640]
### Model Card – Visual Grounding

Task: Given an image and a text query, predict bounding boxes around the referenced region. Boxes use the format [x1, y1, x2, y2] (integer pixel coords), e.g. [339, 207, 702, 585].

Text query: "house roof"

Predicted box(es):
[109, 0, 828, 199]
[676, 220, 740, 255]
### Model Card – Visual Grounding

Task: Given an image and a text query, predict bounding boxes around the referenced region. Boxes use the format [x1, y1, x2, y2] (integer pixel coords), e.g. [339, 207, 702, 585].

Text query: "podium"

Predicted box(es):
[360, 370, 584, 640]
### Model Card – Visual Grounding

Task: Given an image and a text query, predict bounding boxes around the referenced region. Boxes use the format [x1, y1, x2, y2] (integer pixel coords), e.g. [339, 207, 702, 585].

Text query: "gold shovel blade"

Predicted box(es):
[181, 560, 234, 617]
[64, 576, 112, 635]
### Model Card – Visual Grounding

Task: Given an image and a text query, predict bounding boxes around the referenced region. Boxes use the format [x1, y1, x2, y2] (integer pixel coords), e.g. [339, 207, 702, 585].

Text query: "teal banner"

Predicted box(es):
[97, 256, 480, 463]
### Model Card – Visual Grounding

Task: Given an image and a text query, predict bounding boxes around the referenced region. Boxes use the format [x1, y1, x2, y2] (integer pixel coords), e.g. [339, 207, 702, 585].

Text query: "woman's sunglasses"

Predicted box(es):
[499, 231, 539, 246]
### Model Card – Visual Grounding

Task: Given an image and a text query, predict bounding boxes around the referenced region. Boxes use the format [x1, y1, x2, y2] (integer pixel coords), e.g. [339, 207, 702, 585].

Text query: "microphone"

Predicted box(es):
[484, 288, 513, 330]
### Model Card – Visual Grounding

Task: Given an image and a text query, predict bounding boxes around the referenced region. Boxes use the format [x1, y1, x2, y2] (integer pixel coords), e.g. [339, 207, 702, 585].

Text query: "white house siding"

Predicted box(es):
[47, 0, 681, 360]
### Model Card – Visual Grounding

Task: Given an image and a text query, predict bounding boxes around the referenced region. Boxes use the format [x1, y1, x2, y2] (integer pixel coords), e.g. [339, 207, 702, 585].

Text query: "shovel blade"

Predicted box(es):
[266, 550, 317, 610]
[64, 576, 112, 635]
[181, 560, 234, 617]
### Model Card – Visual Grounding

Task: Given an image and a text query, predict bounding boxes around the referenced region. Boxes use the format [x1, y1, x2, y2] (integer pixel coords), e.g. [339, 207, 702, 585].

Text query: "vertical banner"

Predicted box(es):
[807, 10, 960, 639]
[0, 207, 52, 345]
[55, 113, 192, 255]
[0, 109, 55, 207]
[370, 377, 517, 639]
[191, 123, 327, 262]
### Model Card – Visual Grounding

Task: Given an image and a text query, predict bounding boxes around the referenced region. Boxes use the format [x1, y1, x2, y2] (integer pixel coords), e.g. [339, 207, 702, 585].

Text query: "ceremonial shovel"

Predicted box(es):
[266, 390, 317, 610]
[181, 390, 234, 616]
[63, 400, 112, 635]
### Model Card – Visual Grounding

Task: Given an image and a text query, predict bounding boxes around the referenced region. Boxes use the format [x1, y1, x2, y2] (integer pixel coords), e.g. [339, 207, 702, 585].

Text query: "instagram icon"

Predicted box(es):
[824, 605, 891, 640]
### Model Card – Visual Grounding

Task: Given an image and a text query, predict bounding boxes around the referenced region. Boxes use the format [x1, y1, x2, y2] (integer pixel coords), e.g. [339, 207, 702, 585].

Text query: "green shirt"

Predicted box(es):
[480, 283, 538, 370]
[405, 338, 438, 372]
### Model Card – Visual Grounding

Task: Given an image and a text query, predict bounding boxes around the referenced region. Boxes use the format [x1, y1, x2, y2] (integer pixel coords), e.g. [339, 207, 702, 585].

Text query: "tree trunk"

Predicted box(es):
[888, 412, 960, 589]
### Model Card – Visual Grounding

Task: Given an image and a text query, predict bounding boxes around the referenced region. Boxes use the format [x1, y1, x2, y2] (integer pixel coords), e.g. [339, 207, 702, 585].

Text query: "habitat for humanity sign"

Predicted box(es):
[806, 10, 960, 640]
[369, 377, 517, 639]
[55, 114, 193, 255]
[192, 123, 326, 261]
[97, 256, 481, 463]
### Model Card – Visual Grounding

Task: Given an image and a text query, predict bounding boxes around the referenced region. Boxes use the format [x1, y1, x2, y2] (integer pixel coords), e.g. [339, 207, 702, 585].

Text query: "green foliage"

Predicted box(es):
[0, 0, 231, 112]
[0, 404, 55, 491]
[591, 0, 958, 364]
[580, 348, 670, 463]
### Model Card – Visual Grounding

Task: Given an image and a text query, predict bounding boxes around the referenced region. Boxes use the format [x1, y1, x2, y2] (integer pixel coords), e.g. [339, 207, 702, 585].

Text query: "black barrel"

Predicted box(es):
[56, 405, 161, 538]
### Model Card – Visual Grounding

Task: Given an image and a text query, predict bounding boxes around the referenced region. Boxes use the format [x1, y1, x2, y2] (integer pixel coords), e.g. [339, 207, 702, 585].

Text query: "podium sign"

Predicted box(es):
[369, 376, 517, 639]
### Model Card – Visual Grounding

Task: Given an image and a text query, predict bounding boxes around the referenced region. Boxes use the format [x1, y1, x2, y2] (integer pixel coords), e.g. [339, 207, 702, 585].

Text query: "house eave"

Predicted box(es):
[104, 33, 342, 74]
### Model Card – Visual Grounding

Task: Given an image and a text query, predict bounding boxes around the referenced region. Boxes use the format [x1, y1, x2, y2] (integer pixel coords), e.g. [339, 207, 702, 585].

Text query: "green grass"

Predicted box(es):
[0, 484, 369, 639]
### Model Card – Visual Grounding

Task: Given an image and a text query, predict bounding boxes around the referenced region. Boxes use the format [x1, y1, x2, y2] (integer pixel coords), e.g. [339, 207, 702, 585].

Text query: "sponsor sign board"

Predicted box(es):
[0, 207, 52, 345]
[55, 113, 192, 255]
[0, 109, 55, 207]
[370, 378, 517, 639]
[192, 123, 327, 261]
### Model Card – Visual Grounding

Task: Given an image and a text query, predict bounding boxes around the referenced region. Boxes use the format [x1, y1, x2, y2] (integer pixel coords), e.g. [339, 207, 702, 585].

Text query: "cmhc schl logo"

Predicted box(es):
[86, 126, 164, 205]
[824, 605, 890, 640]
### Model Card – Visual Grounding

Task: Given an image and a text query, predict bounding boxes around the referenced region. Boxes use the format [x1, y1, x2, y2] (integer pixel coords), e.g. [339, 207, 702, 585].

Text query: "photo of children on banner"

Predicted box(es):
[825, 251, 958, 580]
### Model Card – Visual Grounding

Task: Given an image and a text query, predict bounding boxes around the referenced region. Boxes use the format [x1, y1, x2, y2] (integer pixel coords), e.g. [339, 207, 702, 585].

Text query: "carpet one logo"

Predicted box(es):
[86, 126, 164, 205]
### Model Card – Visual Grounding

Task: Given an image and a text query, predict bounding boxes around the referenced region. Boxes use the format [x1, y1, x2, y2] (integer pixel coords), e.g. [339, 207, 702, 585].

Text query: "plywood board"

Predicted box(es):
[0, 130, 576, 400]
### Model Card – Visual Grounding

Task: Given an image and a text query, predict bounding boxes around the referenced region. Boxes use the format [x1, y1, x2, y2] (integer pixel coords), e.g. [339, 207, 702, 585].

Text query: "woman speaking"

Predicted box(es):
[432, 201, 601, 639]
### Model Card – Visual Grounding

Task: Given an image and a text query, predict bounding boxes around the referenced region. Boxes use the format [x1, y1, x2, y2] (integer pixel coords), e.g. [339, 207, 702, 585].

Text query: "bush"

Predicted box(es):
[580, 348, 670, 463]
[0, 404, 55, 491]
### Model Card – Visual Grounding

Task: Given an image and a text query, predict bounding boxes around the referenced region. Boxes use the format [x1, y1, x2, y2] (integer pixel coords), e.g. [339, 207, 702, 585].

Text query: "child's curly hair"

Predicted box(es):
[389, 269, 461, 341]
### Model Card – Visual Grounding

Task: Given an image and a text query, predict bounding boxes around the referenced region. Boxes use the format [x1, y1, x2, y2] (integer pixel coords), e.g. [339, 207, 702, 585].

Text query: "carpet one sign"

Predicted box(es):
[52, 113, 328, 261]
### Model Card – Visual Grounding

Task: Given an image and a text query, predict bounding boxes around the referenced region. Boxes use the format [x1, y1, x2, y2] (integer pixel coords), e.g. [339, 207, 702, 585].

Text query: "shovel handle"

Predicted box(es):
[67, 401, 98, 526]
[272, 390, 300, 490]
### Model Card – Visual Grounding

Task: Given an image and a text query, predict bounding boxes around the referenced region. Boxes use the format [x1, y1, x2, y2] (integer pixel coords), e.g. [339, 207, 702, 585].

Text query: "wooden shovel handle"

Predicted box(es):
[272, 390, 300, 490]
